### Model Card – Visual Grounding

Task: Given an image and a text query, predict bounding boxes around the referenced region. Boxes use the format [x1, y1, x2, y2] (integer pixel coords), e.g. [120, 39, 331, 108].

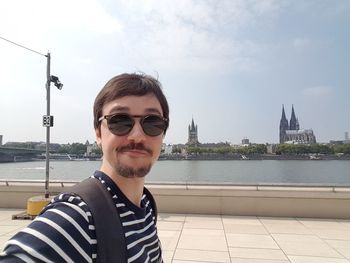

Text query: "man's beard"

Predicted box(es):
[117, 163, 151, 178]
[115, 142, 153, 178]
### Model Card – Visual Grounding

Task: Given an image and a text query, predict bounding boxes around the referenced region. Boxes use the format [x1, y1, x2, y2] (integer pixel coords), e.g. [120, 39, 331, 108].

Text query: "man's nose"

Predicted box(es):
[127, 121, 146, 142]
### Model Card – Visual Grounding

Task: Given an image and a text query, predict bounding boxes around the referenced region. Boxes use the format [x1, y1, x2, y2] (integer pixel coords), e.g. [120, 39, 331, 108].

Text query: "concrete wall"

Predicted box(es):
[1, 182, 350, 219]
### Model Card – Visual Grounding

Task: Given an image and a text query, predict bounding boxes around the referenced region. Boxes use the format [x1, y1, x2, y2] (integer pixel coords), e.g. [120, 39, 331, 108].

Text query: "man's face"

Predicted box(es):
[96, 94, 164, 179]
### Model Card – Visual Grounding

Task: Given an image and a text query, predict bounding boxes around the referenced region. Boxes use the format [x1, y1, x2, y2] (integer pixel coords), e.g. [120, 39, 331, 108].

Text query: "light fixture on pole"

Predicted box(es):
[43, 52, 63, 199]
[0, 36, 63, 213]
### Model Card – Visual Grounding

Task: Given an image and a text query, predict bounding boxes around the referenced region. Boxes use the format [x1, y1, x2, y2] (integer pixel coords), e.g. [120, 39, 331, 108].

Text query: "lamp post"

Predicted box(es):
[43, 52, 63, 198]
[45, 53, 51, 199]
[0, 36, 62, 201]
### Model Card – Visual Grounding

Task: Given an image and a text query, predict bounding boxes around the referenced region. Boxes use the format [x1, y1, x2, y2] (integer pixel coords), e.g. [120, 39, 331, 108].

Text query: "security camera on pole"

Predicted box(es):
[0, 36, 63, 216]
[30, 52, 63, 216]
[29, 52, 64, 216]
[42, 52, 63, 199]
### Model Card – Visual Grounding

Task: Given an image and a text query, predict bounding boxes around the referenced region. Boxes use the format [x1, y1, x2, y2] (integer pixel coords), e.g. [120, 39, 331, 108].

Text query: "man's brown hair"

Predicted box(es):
[93, 73, 169, 133]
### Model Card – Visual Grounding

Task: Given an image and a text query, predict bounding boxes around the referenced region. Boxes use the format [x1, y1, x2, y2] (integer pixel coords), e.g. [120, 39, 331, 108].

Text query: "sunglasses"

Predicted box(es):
[99, 113, 168, 136]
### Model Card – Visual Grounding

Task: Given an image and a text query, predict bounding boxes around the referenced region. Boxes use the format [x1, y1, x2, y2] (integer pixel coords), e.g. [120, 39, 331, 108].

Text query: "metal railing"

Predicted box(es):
[1, 179, 350, 191]
[0, 179, 78, 187]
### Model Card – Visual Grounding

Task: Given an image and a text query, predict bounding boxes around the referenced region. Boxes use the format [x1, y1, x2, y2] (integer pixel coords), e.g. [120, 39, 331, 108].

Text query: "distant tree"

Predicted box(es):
[275, 144, 334, 155]
[70, 143, 87, 155]
[57, 143, 87, 155]
[344, 144, 350, 154]
[91, 147, 102, 155]
[171, 146, 182, 154]
[332, 144, 350, 154]
[186, 147, 201, 154]
[57, 144, 71, 153]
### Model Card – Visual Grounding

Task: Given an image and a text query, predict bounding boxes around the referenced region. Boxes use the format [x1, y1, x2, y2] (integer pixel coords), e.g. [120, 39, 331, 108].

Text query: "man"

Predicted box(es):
[0, 73, 168, 262]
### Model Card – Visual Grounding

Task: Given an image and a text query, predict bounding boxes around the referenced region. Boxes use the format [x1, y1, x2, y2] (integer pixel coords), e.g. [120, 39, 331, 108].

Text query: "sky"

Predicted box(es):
[0, 0, 349, 145]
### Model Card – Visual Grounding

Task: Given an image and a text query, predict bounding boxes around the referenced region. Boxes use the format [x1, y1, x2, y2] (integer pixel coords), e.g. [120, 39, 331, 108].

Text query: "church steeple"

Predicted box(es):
[279, 104, 314, 144]
[190, 118, 195, 131]
[187, 117, 199, 146]
[279, 105, 289, 144]
[280, 105, 288, 128]
[289, 104, 298, 130]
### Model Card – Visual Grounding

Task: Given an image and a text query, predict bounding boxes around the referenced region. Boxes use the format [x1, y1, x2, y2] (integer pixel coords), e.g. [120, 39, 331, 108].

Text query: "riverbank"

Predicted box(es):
[159, 153, 350, 161]
[1, 153, 350, 163]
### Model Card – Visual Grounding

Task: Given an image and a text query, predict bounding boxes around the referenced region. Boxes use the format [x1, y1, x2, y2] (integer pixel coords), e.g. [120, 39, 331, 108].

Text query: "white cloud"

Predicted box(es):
[114, 0, 282, 73]
[0, 0, 122, 46]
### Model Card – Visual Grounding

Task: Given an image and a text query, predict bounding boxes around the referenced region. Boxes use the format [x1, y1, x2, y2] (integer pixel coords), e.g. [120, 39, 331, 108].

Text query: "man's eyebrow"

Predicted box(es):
[107, 106, 162, 116]
[144, 108, 162, 115]
[108, 106, 130, 114]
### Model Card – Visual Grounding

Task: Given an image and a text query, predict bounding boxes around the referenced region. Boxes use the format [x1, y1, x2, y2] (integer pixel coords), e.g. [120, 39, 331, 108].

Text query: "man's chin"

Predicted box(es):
[116, 162, 151, 178]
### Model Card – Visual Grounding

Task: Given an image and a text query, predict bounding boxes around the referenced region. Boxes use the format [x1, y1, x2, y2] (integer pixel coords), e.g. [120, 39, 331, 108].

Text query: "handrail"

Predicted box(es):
[1, 179, 350, 189]
[0, 179, 78, 187]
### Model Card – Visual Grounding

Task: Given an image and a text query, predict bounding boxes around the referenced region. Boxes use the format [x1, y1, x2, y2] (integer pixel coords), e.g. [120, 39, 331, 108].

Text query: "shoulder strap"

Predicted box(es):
[144, 187, 158, 224]
[69, 178, 127, 263]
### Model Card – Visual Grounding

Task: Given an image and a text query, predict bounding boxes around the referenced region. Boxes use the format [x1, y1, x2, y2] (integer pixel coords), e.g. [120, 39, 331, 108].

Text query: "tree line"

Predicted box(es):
[174, 144, 267, 155]
[275, 144, 350, 155]
[3, 142, 91, 155]
[5, 141, 350, 156]
[173, 144, 350, 155]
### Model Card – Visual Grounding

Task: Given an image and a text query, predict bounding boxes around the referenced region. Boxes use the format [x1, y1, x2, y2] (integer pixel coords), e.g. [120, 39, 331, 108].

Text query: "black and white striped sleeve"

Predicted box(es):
[0, 193, 97, 262]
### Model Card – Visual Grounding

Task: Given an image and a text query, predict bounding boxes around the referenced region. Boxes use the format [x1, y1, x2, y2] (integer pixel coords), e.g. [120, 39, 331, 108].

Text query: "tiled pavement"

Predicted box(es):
[1, 208, 350, 262]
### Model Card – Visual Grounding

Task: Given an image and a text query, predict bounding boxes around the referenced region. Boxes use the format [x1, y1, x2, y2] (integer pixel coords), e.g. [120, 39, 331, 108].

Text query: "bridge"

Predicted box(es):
[0, 146, 45, 162]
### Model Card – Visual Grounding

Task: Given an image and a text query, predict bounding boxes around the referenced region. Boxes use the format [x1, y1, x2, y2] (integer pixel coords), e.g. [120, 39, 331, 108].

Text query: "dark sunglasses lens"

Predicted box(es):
[142, 116, 167, 136]
[108, 115, 133, 135]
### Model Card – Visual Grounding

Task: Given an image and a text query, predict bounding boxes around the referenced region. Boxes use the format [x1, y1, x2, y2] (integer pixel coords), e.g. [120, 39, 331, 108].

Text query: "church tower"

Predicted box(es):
[279, 105, 289, 143]
[289, 105, 298, 130]
[279, 105, 316, 144]
[187, 118, 199, 146]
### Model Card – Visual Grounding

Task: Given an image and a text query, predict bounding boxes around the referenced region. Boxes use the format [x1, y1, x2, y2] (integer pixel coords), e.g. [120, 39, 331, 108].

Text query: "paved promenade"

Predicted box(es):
[1, 208, 350, 262]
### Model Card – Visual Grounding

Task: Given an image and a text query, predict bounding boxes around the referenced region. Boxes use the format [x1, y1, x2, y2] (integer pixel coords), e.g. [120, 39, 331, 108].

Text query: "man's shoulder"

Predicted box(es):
[44, 192, 88, 212]
[0, 192, 97, 262]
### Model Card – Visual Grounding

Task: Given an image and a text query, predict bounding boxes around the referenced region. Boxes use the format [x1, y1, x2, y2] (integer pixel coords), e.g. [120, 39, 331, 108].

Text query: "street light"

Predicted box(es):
[0, 36, 62, 201]
[43, 52, 63, 198]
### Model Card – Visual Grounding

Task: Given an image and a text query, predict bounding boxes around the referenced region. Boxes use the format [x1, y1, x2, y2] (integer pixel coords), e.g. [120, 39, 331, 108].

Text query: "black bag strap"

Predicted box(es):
[144, 187, 158, 224]
[69, 178, 127, 263]
[68, 178, 158, 263]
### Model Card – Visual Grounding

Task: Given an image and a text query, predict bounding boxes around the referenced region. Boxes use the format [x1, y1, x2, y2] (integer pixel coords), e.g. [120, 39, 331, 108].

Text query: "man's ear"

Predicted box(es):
[95, 127, 102, 146]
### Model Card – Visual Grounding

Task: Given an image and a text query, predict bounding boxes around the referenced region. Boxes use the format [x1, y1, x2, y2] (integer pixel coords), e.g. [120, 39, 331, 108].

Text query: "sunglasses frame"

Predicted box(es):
[98, 113, 168, 136]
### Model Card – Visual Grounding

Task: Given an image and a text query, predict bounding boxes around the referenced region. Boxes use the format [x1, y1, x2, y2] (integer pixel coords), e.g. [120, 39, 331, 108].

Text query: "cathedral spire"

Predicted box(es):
[279, 105, 289, 144]
[289, 104, 298, 130]
[281, 104, 287, 122]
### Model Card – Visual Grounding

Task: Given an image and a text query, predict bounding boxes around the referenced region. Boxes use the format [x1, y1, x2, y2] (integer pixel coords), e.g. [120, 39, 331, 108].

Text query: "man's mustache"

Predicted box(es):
[117, 143, 153, 155]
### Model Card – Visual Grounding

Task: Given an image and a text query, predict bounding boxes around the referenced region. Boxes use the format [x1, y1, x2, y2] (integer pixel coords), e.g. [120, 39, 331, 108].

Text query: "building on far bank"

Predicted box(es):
[187, 118, 200, 146]
[241, 138, 250, 145]
[161, 144, 173, 154]
[279, 105, 316, 144]
[86, 142, 100, 156]
[330, 132, 350, 145]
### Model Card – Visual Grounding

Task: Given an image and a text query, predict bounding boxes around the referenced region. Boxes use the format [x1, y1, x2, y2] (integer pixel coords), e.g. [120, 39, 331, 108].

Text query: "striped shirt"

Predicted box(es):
[0, 171, 162, 262]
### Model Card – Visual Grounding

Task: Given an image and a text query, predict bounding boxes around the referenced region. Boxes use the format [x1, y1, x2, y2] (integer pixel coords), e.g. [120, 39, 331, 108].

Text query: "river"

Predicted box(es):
[0, 160, 349, 186]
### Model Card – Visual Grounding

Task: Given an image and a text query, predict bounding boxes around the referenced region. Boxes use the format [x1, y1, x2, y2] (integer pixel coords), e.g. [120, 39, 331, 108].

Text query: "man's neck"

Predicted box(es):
[100, 167, 145, 207]
[114, 175, 145, 207]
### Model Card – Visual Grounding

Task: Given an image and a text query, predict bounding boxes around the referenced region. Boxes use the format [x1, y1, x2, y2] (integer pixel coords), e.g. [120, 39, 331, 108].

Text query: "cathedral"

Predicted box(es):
[279, 105, 316, 144]
[187, 118, 199, 146]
